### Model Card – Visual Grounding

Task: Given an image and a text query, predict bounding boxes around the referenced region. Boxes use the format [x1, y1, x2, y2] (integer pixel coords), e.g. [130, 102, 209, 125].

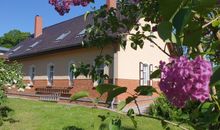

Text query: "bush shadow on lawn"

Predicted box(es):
[62, 124, 136, 130]
[62, 125, 84, 130]
[0, 105, 19, 125]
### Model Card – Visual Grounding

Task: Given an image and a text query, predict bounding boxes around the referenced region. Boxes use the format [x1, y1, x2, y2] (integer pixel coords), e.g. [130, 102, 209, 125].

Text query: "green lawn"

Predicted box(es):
[0, 98, 189, 130]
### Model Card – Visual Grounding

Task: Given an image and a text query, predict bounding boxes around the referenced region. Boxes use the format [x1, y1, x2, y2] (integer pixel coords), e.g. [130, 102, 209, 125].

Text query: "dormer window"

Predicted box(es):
[30, 40, 41, 48]
[75, 29, 86, 38]
[56, 31, 71, 41]
[12, 46, 22, 52]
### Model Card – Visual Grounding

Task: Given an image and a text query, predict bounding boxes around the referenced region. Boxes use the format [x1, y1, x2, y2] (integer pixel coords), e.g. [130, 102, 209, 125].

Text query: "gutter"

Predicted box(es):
[8, 44, 82, 61]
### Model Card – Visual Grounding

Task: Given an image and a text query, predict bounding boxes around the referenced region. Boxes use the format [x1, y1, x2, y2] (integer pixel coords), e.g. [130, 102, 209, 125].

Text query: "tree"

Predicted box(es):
[0, 29, 30, 48]
[50, 0, 220, 129]
[0, 59, 24, 126]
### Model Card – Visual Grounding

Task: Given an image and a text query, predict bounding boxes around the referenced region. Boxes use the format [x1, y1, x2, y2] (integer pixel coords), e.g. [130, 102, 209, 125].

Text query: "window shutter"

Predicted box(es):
[149, 64, 153, 85]
[139, 62, 144, 85]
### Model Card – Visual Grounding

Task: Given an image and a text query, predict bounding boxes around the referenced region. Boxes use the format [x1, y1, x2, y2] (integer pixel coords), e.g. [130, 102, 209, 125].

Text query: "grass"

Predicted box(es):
[0, 98, 189, 130]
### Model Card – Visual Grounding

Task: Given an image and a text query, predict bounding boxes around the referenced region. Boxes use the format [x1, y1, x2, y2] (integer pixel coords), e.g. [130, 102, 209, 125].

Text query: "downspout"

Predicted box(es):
[111, 44, 118, 109]
[107, 0, 117, 109]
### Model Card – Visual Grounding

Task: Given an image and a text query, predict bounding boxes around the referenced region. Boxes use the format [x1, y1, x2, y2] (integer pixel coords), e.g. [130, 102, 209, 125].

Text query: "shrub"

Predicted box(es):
[0, 59, 24, 126]
[149, 94, 189, 122]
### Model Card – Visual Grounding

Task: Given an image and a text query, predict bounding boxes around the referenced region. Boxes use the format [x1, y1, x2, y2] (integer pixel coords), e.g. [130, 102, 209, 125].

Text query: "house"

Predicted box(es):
[7, 1, 169, 109]
[0, 46, 9, 59]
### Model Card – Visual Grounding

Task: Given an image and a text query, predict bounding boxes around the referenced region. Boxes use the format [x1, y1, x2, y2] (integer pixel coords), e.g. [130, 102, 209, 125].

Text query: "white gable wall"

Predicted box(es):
[114, 19, 169, 80]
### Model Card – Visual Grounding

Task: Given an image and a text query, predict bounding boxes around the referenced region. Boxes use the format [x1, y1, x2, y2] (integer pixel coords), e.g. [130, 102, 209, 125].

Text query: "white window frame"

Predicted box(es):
[93, 64, 107, 87]
[29, 65, 36, 85]
[47, 63, 54, 87]
[139, 62, 150, 86]
[68, 61, 75, 87]
[149, 64, 154, 86]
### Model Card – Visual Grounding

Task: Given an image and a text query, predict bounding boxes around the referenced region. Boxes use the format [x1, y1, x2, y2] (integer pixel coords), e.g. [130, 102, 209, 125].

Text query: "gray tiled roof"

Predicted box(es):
[7, 14, 93, 60]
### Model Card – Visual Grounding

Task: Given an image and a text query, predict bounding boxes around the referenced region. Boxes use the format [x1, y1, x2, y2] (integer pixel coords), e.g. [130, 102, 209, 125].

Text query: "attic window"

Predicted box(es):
[12, 46, 22, 52]
[30, 41, 41, 48]
[56, 31, 71, 41]
[75, 29, 86, 38]
[26, 48, 31, 52]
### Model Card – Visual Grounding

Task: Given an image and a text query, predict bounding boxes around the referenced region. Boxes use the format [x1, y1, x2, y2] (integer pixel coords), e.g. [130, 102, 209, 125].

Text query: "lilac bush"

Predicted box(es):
[49, 0, 141, 15]
[49, 0, 92, 15]
[159, 56, 212, 108]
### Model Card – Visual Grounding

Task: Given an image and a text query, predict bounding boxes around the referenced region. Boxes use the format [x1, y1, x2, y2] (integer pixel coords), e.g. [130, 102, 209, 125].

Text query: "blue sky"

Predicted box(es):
[0, 0, 105, 36]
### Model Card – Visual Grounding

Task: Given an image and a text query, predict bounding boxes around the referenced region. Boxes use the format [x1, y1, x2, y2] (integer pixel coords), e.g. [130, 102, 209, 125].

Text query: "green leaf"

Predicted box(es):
[98, 115, 106, 122]
[193, 0, 216, 14]
[0, 118, 3, 127]
[127, 109, 135, 117]
[99, 123, 108, 130]
[210, 66, 220, 87]
[117, 97, 136, 111]
[135, 86, 157, 96]
[212, 20, 220, 27]
[205, 111, 220, 125]
[150, 69, 161, 79]
[158, 0, 183, 21]
[109, 118, 121, 130]
[96, 84, 118, 96]
[131, 42, 137, 50]
[127, 109, 137, 128]
[173, 8, 192, 35]
[107, 87, 127, 102]
[201, 102, 213, 109]
[183, 23, 202, 47]
[161, 120, 168, 129]
[142, 24, 151, 31]
[201, 102, 214, 113]
[70, 91, 89, 101]
[84, 11, 90, 21]
[215, 82, 220, 92]
[158, 22, 173, 41]
[117, 101, 126, 111]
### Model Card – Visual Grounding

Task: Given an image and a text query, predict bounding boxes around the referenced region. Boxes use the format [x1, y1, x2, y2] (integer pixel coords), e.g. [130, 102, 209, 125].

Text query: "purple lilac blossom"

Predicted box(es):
[49, 0, 91, 15]
[159, 56, 212, 108]
[49, 0, 141, 15]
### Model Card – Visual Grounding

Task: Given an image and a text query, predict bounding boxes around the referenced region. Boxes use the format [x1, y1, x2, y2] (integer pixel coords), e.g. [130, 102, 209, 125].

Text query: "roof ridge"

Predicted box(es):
[43, 14, 85, 31]
[8, 12, 94, 59]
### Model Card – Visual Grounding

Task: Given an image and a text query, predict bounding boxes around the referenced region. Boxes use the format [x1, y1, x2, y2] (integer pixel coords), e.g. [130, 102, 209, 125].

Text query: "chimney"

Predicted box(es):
[107, 0, 116, 10]
[34, 15, 43, 38]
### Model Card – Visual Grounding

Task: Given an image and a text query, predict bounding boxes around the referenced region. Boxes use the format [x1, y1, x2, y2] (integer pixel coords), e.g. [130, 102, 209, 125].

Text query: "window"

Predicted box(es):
[56, 31, 71, 41]
[94, 64, 105, 86]
[29, 65, 36, 85]
[149, 64, 154, 86]
[47, 64, 54, 86]
[12, 46, 22, 52]
[97, 64, 105, 76]
[30, 40, 41, 48]
[75, 29, 86, 38]
[68, 62, 75, 86]
[139, 62, 150, 86]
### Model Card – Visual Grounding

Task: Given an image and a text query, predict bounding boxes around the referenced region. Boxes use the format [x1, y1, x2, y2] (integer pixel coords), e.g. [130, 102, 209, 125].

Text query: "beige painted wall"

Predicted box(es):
[114, 19, 169, 80]
[17, 19, 169, 84]
[19, 46, 114, 82]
